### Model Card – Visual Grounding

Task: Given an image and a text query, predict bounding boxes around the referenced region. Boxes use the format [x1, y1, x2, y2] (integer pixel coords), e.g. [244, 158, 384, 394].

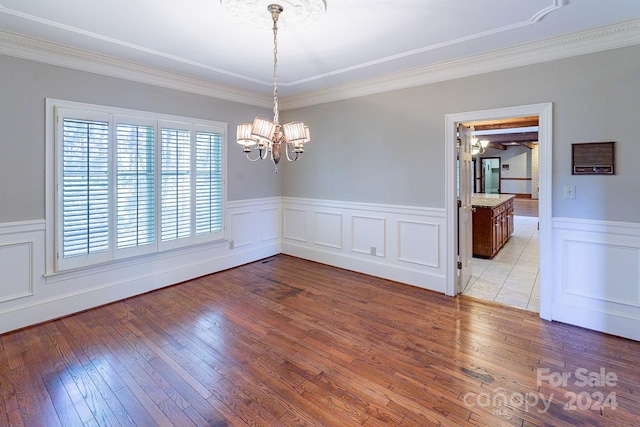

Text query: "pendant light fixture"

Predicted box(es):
[234, 4, 312, 172]
[470, 126, 490, 156]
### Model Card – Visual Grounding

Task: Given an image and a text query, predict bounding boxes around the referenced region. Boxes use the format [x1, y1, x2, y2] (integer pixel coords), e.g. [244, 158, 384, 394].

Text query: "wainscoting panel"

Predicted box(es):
[352, 215, 386, 257]
[0, 222, 42, 303]
[260, 208, 280, 242]
[0, 198, 281, 334]
[397, 220, 440, 268]
[281, 198, 446, 293]
[563, 240, 639, 304]
[230, 211, 254, 248]
[283, 208, 307, 242]
[314, 211, 343, 249]
[0, 242, 32, 302]
[552, 218, 640, 341]
[7, 203, 640, 342]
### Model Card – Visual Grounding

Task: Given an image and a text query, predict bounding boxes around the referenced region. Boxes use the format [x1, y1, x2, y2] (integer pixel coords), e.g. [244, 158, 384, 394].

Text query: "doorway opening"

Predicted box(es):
[463, 127, 539, 311]
[445, 103, 552, 320]
[480, 157, 501, 194]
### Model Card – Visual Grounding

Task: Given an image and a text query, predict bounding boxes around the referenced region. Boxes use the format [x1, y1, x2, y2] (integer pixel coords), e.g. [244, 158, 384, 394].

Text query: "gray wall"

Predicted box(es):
[480, 145, 533, 195]
[0, 55, 279, 223]
[2, 45, 640, 224]
[281, 45, 640, 223]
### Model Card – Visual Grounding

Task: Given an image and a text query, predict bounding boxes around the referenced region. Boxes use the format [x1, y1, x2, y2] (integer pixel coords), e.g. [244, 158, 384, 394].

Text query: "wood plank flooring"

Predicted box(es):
[1, 255, 639, 426]
[512, 199, 539, 218]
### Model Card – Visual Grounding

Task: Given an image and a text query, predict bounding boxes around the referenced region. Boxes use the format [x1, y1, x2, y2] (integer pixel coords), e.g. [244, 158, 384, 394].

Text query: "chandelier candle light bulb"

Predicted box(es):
[231, 2, 318, 172]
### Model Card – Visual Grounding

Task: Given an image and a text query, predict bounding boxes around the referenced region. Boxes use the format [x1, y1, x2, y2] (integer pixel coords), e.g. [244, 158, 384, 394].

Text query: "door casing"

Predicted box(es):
[445, 103, 553, 320]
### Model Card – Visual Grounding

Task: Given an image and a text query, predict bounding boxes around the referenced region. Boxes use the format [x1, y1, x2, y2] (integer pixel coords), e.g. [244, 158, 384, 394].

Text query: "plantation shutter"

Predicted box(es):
[116, 120, 156, 254]
[160, 126, 191, 242]
[53, 102, 226, 272]
[195, 130, 223, 236]
[58, 114, 110, 269]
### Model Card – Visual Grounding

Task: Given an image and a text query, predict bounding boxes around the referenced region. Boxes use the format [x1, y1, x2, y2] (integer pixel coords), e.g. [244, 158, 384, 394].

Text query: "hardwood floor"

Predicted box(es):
[1, 255, 639, 426]
[512, 198, 539, 218]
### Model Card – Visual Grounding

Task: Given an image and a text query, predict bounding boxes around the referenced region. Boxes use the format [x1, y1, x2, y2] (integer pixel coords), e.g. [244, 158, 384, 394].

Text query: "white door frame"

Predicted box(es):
[457, 124, 474, 293]
[445, 103, 553, 320]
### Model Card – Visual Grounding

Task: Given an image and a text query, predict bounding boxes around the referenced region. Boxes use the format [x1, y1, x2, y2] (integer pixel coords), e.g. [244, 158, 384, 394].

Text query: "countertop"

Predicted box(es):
[471, 193, 515, 208]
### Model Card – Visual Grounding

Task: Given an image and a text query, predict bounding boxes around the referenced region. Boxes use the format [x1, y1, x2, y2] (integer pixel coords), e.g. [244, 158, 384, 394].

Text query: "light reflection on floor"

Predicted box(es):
[463, 215, 539, 312]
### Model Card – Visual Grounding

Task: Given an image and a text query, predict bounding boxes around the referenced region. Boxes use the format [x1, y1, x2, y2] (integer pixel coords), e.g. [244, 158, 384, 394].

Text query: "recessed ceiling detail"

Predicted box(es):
[0, 0, 639, 100]
[220, 0, 326, 30]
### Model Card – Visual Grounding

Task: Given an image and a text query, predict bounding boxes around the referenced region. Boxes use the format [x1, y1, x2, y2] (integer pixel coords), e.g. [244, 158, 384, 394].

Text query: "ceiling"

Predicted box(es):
[1, 0, 640, 101]
[465, 117, 539, 151]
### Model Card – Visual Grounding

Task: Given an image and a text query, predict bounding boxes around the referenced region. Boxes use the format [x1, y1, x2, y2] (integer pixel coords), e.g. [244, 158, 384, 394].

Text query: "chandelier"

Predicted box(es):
[234, 4, 312, 172]
[470, 127, 489, 156]
[471, 138, 490, 156]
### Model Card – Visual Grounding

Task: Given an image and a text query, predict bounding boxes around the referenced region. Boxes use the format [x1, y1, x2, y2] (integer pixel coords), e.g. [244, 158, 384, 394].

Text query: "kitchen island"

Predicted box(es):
[471, 194, 515, 258]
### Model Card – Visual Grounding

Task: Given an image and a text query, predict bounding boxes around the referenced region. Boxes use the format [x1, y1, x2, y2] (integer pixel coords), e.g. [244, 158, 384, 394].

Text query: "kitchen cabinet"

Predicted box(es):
[471, 194, 515, 259]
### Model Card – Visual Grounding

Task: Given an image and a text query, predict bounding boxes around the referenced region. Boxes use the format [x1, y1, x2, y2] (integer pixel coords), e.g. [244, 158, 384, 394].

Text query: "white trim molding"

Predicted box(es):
[282, 19, 640, 109]
[281, 197, 446, 293]
[1, 18, 639, 110]
[0, 198, 280, 335]
[397, 220, 440, 268]
[0, 220, 44, 304]
[5, 202, 640, 342]
[445, 103, 553, 321]
[551, 217, 640, 341]
[0, 31, 272, 109]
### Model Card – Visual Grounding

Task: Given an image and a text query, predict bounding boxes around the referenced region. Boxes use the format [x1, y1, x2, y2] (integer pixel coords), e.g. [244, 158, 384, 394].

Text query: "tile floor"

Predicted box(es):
[462, 215, 540, 312]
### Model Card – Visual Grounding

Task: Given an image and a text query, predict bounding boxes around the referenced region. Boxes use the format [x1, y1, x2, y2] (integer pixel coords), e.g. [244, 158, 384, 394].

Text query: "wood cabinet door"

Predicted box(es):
[501, 211, 509, 246]
[492, 215, 502, 256]
[508, 207, 515, 237]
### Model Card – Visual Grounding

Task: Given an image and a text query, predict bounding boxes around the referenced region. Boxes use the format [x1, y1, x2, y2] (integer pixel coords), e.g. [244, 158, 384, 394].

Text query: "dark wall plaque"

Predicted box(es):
[571, 142, 615, 175]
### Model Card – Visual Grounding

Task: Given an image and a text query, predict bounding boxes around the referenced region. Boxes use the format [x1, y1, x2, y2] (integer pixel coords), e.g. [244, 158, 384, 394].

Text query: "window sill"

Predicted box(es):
[45, 238, 228, 283]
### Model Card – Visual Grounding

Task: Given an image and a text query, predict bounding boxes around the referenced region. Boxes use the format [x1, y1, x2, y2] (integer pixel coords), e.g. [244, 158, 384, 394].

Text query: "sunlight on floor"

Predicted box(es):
[463, 215, 539, 312]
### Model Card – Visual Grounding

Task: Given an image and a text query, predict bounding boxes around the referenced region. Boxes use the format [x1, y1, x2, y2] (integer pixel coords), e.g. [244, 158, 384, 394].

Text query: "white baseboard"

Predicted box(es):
[5, 202, 640, 343]
[282, 242, 445, 292]
[552, 299, 640, 342]
[281, 197, 446, 294]
[0, 198, 281, 334]
[0, 243, 279, 334]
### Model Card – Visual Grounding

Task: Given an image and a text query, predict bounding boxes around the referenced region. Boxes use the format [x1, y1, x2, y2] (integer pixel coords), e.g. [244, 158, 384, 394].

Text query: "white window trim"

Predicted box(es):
[45, 99, 227, 275]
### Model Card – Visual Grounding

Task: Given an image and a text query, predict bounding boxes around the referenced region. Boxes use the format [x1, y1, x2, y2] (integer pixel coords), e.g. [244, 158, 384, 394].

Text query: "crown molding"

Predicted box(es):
[1, 18, 639, 111]
[280, 18, 640, 110]
[0, 30, 273, 109]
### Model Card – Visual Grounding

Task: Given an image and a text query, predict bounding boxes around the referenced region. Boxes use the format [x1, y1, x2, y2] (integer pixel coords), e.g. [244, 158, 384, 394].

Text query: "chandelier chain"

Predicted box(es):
[272, 11, 279, 124]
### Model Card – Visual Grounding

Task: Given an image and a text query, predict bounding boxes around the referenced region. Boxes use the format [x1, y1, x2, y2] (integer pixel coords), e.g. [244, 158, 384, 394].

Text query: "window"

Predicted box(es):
[195, 129, 223, 235]
[160, 126, 192, 244]
[116, 120, 155, 253]
[54, 104, 226, 272]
